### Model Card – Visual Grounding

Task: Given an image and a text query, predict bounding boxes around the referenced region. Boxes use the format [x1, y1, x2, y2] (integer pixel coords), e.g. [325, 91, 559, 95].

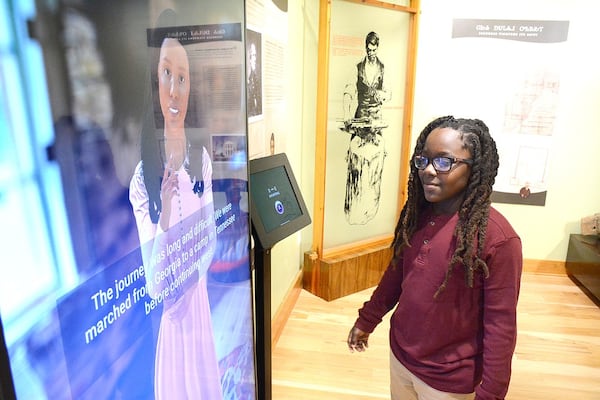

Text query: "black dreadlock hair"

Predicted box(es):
[391, 115, 499, 297]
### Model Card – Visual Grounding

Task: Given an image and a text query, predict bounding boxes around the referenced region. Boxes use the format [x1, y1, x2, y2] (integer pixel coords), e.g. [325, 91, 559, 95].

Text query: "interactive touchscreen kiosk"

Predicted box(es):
[249, 152, 310, 400]
[249, 153, 311, 249]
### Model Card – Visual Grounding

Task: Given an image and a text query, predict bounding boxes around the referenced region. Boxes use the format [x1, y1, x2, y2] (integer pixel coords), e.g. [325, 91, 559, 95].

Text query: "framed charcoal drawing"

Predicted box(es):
[303, 0, 420, 301]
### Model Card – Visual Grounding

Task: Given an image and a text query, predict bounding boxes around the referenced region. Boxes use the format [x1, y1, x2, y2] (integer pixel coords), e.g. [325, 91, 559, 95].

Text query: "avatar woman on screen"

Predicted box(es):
[129, 29, 223, 399]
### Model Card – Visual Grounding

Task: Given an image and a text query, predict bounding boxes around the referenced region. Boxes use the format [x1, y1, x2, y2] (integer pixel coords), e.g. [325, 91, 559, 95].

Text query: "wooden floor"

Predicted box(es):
[272, 272, 600, 399]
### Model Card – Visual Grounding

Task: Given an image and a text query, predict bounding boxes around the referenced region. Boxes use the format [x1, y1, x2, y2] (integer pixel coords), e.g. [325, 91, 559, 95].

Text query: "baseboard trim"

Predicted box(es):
[272, 270, 303, 347]
[522, 258, 566, 275]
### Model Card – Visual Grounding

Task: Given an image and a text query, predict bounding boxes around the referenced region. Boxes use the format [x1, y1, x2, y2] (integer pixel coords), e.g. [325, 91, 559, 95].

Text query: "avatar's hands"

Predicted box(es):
[159, 155, 178, 231]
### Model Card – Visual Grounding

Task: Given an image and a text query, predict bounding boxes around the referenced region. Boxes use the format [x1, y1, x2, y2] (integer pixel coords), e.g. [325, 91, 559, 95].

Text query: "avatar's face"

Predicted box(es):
[157, 38, 190, 128]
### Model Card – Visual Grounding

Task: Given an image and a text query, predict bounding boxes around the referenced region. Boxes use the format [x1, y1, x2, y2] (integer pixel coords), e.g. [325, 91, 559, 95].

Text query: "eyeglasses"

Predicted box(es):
[413, 155, 473, 173]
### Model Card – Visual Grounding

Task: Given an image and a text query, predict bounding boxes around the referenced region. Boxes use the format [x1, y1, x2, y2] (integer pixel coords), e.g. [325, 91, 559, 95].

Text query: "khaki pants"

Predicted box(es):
[390, 352, 475, 400]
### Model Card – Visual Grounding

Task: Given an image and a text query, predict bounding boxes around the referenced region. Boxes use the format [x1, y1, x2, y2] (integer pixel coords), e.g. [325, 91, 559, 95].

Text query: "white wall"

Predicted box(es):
[412, 0, 600, 261]
[271, 0, 600, 316]
[268, 0, 319, 317]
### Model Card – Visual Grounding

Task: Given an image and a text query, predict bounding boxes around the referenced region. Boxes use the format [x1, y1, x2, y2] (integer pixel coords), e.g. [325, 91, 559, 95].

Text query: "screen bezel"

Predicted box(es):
[0, 2, 257, 398]
[249, 153, 311, 249]
[0, 319, 16, 400]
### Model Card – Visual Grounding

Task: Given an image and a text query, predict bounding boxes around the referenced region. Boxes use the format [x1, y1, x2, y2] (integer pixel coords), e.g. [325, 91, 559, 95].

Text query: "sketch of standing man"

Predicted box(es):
[341, 31, 390, 225]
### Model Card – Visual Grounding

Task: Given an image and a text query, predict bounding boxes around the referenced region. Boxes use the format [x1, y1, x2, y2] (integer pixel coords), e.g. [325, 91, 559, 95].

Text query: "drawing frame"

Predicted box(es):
[317, 0, 418, 253]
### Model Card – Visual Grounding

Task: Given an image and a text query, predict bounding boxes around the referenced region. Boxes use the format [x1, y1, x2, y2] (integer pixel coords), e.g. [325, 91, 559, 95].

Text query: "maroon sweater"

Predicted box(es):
[355, 207, 522, 400]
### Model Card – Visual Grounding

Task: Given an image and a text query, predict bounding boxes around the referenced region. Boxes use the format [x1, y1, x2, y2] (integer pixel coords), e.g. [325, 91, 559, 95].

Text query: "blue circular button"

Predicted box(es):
[274, 200, 284, 215]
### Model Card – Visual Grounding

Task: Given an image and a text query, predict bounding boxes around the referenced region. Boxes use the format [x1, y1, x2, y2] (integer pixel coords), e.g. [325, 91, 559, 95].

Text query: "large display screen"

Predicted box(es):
[0, 1, 255, 399]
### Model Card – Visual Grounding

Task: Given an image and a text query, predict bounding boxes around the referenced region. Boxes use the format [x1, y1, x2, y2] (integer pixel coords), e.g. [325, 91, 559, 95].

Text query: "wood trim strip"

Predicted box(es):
[311, 0, 332, 258]
[522, 259, 566, 275]
[272, 271, 303, 347]
[322, 234, 393, 259]
[342, 0, 418, 13]
[398, 0, 420, 212]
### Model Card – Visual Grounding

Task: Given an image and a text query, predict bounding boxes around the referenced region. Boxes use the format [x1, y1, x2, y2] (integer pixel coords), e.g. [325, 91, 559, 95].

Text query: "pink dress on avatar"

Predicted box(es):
[130, 146, 223, 400]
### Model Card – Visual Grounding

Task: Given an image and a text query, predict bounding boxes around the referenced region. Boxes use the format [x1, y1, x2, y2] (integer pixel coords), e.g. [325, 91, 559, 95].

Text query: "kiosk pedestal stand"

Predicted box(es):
[249, 153, 311, 400]
[254, 245, 272, 400]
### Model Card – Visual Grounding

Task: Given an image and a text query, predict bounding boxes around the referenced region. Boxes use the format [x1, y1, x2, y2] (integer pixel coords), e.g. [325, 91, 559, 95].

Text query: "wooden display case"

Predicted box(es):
[566, 234, 600, 303]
